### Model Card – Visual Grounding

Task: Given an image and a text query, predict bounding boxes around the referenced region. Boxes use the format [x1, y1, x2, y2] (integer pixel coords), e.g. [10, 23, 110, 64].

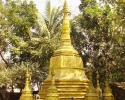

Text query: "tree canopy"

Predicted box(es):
[0, 0, 125, 91]
[0, 0, 62, 90]
[71, 0, 125, 82]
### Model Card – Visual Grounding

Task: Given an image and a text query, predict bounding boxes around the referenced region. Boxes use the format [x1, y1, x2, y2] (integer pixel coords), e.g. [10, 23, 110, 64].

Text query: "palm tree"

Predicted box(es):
[38, 0, 62, 39]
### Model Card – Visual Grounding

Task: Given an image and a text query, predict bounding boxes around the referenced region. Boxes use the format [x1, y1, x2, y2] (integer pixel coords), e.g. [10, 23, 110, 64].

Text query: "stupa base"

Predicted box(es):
[39, 80, 89, 100]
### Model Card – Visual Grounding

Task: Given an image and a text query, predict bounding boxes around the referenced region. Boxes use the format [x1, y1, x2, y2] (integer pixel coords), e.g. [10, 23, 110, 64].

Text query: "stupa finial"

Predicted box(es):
[103, 71, 114, 100]
[96, 71, 100, 88]
[19, 65, 33, 100]
[45, 67, 60, 100]
[84, 64, 98, 100]
[51, 67, 55, 85]
[105, 71, 109, 86]
[25, 69, 30, 88]
[89, 70, 92, 84]
[62, 0, 70, 13]
[61, 0, 71, 44]
[96, 71, 102, 99]
[96, 71, 100, 89]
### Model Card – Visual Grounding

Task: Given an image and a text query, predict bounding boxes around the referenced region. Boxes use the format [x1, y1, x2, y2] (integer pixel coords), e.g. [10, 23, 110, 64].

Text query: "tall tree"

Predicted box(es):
[0, 0, 10, 67]
[71, 0, 125, 82]
[0, 0, 63, 90]
[43, 0, 62, 39]
[5, 0, 63, 68]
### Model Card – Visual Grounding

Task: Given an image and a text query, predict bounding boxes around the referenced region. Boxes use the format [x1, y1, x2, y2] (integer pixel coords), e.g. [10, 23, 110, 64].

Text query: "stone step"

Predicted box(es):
[60, 96, 85, 98]
[39, 80, 88, 100]
[40, 95, 85, 100]
[60, 97, 85, 100]
[42, 83, 88, 87]
[43, 81, 88, 85]
[42, 86, 87, 89]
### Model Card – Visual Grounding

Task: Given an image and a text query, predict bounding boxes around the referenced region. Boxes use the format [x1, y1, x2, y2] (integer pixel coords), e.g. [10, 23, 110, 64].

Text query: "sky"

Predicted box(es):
[33, 0, 81, 16]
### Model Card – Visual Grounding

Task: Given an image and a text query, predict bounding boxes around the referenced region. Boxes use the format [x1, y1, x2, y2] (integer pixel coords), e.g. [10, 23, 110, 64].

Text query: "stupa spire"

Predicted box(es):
[96, 71, 102, 99]
[85, 67, 98, 100]
[53, 0, 77, 56]
[103, 71, 114, 100]
[45, 67, 60, 100]
[51, 67, 55, 85]
[25, 69, 30, 89]
[60, 0, 72, 47]
[62, 0, 70, 13]
[19, 68, 33, 100]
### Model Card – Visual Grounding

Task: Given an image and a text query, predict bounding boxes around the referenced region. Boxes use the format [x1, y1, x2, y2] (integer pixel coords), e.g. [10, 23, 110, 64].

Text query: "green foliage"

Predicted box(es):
[3, 0, 62, 68]
[0, 1, 9, 52]
[0, 0, 62, 90]
[71, 0, 125, 83]
[0, 62, 47, 91]
[44, 0, 62, 39]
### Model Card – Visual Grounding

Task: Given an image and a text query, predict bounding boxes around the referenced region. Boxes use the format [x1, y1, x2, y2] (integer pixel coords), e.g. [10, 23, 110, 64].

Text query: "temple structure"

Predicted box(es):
[19, 69, 33, 100]
[103, 72, 114, 100]
[95, 71, 102, 100]
[38, 0, 89, 100]
[45, 68, 60, 100]
[84, 70, 98, 100]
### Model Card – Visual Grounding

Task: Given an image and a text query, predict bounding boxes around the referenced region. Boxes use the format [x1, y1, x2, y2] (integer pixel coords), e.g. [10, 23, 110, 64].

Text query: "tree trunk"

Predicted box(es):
[0, 51, 8, 67]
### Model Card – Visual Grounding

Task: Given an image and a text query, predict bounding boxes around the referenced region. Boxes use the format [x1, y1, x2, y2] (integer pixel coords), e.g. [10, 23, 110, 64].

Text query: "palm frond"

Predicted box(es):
[44, 0, 51, 22]
[36, 12, 50, 38]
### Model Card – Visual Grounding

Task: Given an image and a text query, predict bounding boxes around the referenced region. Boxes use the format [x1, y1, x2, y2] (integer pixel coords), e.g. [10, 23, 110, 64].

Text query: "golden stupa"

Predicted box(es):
[103, 71, 114, 100]
[45, 68, 60, 100]
[19, 69, 34, 100]
[95, 71, 102, 100]
[84, 70, 98, 100]
[38, 0, 89, 100]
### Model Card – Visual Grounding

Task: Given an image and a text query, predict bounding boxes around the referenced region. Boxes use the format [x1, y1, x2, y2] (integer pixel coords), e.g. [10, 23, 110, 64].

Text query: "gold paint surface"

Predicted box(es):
[19, 70, 33, 100]
[45, 68, 60, 100]
[95, 71, 102, 99]
[85, 70, 98, 100]
[103, 72, 115, 100]
[39, 1, 88, 100]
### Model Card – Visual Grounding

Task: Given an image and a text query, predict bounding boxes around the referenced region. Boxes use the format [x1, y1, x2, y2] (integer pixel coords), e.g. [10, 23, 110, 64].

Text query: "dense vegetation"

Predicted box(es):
[0, 0, 125, 92]
[71, 0, 125, 83]
[0, 0, 62, 91]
